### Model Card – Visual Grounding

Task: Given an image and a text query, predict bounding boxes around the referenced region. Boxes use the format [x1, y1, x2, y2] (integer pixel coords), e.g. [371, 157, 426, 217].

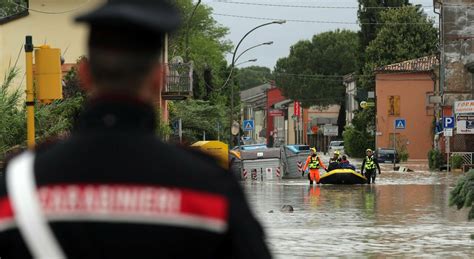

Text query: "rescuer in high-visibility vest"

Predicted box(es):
[327, 150, 341, 171]
[303, 147, 327, 185]
[361, 149, 381, 184]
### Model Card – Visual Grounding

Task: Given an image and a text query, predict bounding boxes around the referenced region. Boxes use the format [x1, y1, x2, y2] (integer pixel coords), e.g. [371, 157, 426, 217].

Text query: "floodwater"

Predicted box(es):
[243, 168, 474, 258]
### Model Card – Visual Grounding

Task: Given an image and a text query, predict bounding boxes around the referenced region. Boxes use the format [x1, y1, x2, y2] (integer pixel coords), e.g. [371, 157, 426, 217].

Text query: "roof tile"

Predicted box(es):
[375, 56, 438, 73]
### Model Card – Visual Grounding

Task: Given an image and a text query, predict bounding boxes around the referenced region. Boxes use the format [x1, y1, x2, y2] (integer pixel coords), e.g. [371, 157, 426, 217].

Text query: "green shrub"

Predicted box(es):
[451, 154, 464, 169]
[428, 149, 444, 170]
[0, 67, 26, 154]
[399, 151, 409, 162]
[449, 169, 474, 220]
[343, 125, 370, 158]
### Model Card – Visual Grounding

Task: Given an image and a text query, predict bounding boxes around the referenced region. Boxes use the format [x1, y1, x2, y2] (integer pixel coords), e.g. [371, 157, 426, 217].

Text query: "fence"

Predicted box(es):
[451, 152, 474, 165]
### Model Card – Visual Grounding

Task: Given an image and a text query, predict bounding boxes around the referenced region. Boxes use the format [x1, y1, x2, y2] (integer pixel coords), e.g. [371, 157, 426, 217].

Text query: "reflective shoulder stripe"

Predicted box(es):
[6, 152, 66, 259]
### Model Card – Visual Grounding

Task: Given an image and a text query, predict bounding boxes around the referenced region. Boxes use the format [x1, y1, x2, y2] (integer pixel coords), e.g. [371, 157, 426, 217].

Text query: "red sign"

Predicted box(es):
[294, 101, 300, 116]
[269, 109, 284, 116]
[311, 125, 319, 134]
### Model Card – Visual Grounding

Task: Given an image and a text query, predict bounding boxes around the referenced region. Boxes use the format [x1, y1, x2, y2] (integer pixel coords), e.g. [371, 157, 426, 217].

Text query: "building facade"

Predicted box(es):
[240, 83, 272, 144]
[375, 56, 438, 160]
[266, 87, 286, 147]
[343, 73, 358, 126]
[434, 0, 474, 153]
[0, 0, 103, 85]
[0, 0, 175, 122]
[302, 105, 340, 153]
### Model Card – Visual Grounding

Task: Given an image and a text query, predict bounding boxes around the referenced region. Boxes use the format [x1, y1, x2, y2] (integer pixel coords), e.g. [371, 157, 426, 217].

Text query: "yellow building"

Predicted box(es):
[0, 0, 180, 122]
[0, 0, 104, 86]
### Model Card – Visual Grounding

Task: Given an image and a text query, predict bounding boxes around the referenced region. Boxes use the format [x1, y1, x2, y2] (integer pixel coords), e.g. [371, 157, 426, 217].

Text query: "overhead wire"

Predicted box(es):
[212, 0, 473, 9]
[213, 1, 435, 9]
[212, 13, 445, 25]
[7, 0, 91, 15]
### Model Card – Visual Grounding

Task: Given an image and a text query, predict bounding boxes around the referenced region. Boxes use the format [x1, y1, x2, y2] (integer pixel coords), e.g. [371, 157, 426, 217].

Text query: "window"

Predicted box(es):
[388, 95, 400, 116]
[0, 0, 28, 24]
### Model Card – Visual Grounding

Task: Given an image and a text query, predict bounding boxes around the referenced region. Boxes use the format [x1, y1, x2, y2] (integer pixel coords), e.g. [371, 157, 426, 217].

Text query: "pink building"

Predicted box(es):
[375, 56, 438, 160]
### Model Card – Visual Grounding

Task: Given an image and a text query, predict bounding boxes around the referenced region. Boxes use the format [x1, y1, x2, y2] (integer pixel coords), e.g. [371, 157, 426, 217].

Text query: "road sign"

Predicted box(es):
[323, 124, 338, 136]
[269, 109, 284, 116]
[444, 128, 453, 137]
[243, 120, 254, 131]
[454, 100, 474, 114]
[456, 115, 474, 134]
[443, 116, 455, 129]
[395, 119, 406, 129]
[360, 101, 375, 109]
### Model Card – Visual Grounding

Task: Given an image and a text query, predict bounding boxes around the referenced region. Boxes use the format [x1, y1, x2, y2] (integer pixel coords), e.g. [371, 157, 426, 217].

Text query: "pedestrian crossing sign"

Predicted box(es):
[243, 120, 254, 131]
[395, 119, 406, 129]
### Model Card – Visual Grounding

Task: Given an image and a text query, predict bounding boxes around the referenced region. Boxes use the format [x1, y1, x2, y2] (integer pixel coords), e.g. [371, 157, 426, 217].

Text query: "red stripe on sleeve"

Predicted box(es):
[180, 190, 229, 221]
[0, 197, 13, 222]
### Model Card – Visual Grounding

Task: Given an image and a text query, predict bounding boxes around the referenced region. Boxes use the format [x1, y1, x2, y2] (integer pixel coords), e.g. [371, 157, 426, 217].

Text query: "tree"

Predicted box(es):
[169, 99, 228, 144]
[0, 64, 85, 156]
[365, 6, 438, 73]
[343, 109, 375, 157]
[357, 0, 410, 56]
[274, 29, 359, 135]
[349, 5, 438, 155]
[235, 66, 273, 91]
[0, 0, 27, 18]
[361, 5, 438, 90]
[170, 0, 232, 100]
[275, 30, 358, 107]
[450, 170, 474, 224]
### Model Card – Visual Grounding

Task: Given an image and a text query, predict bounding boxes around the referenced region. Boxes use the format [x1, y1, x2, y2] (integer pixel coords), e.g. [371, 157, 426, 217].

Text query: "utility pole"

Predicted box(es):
[25, 36, 35, 149]
[228, 21, 285, 147]
[24, 35, 63, 149]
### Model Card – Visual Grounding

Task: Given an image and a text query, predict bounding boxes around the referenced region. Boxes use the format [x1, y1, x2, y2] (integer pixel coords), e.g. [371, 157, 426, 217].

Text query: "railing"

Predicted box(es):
[162, 62, 193, 100]
[451, 152, 474, 164]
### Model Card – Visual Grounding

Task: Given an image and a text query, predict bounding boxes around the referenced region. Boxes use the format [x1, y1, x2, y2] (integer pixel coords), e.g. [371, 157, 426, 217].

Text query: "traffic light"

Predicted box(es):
[34, 45, 63, 104]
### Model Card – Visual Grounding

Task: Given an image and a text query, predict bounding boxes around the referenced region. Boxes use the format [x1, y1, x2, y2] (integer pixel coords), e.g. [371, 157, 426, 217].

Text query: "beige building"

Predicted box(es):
[0, 0, 181, 122]
[0, 0, 104, 86]
[343, 73, 358, 126]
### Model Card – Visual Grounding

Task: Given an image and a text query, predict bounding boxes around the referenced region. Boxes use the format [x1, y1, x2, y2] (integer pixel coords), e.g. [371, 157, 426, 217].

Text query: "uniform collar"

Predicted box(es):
[76, 95, 157, 133]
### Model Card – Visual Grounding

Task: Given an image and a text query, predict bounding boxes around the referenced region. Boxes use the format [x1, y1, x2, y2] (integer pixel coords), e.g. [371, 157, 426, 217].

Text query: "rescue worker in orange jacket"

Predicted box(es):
[303, 148, 327, 185]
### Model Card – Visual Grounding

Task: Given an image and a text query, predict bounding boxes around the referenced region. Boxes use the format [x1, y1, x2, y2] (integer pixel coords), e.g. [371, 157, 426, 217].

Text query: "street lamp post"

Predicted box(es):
[235, 42, 273, 66]
[228, 21, 285, 147]
[235, 58, 258, 67]
[221, 41, 273, 91]
[185, 0, 201, 62]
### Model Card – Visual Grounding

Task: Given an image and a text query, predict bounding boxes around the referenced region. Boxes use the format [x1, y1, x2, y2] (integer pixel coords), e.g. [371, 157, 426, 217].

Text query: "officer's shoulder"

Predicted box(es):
[156, 141, 227, 174]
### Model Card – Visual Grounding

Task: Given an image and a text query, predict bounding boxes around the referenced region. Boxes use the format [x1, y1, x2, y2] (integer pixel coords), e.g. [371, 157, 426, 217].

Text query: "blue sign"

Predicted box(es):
[243, 120, 254, 131]
[443, 116, 455, 129]
[395, 119, 406, 129]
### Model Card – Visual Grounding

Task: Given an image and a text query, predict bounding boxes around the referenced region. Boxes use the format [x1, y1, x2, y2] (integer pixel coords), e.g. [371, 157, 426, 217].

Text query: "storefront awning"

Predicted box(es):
[273, 99, 293, 109]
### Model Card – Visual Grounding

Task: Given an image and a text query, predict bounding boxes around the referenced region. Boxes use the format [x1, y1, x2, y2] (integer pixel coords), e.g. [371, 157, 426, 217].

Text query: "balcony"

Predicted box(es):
[162, 62, 193, 100]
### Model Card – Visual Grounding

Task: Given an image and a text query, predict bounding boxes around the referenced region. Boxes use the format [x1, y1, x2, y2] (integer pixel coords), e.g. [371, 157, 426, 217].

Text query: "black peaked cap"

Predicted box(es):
[75, 0, 181, 33]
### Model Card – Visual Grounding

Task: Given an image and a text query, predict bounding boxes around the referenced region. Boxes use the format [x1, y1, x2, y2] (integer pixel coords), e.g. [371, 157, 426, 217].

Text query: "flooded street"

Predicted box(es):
[243, 167, 474, 258]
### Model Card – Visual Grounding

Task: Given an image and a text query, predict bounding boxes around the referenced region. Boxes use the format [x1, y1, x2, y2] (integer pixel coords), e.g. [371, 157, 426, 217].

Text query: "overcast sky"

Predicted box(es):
[202, 0, 437, 69]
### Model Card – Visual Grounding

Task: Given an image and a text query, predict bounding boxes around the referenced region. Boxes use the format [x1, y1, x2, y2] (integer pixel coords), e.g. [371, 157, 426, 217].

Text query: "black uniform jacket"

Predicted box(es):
[0, 97, 271, 259]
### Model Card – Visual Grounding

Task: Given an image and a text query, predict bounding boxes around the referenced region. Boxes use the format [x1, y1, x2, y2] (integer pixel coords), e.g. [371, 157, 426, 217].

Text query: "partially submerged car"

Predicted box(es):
[375, 148, 400, 163]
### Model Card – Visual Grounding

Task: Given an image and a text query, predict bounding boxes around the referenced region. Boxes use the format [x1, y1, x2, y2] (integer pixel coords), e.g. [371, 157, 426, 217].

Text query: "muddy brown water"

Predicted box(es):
[243, 170, 474, 258]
